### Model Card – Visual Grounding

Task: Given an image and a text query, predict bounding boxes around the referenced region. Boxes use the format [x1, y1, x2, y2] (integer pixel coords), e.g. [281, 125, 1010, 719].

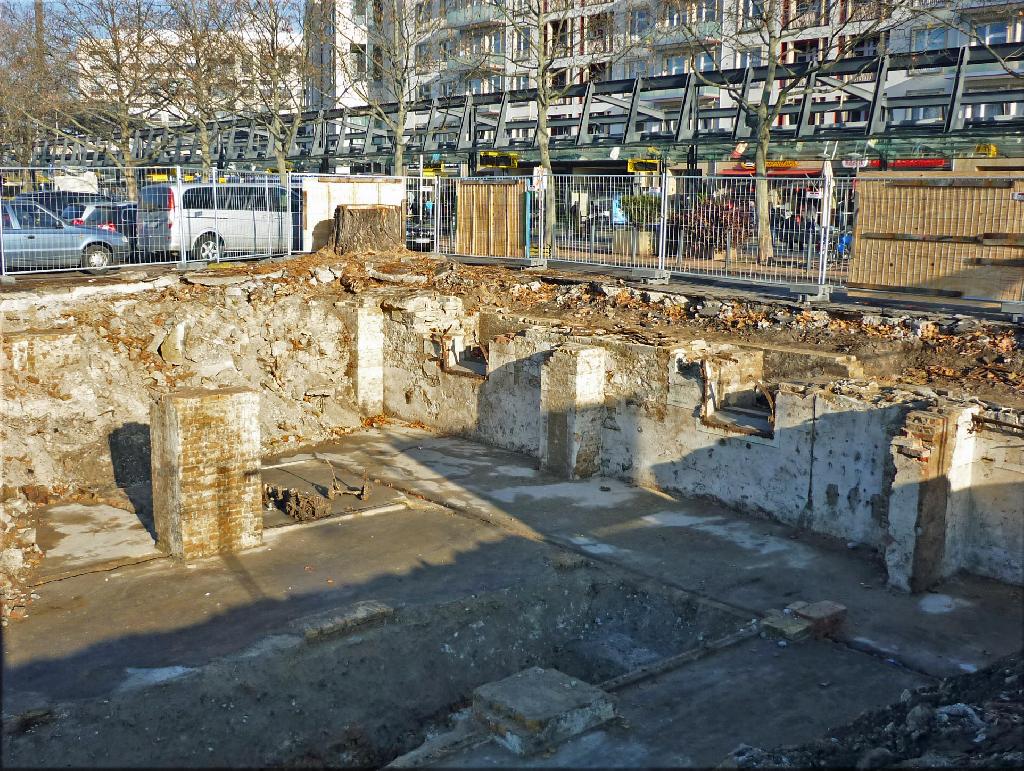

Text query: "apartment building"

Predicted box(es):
[308, 1, 1023, 163]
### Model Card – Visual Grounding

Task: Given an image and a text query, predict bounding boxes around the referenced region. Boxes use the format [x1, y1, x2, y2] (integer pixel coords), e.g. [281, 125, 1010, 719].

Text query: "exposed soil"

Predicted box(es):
[730, 652, 1024, 768]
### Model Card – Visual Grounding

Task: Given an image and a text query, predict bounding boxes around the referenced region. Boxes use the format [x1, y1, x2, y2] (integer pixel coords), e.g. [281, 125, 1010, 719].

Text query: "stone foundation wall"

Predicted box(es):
[2, 278, 1021, 590]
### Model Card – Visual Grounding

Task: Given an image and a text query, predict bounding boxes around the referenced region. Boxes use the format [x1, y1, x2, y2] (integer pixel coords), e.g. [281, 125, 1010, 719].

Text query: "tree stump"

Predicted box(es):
[331, 204, 405, 254]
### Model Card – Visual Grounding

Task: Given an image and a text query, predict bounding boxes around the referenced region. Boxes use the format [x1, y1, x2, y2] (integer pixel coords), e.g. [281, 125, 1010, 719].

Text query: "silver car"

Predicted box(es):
[1, 201, 129, 270]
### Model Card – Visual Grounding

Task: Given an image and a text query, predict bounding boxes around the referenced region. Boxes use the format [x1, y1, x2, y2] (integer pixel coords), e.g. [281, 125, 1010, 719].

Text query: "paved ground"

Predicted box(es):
[3, 427, 1021, 766]
[306, 427, 1024, 678]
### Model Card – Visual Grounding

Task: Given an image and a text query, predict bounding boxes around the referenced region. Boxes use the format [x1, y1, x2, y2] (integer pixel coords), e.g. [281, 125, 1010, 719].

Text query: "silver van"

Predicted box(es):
[138, 182, 291, 260]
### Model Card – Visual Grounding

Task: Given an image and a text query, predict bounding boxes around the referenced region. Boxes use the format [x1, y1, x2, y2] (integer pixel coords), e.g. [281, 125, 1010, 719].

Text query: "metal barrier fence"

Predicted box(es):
[0, 166, 310, 273]
[4, 166, 1022, 309]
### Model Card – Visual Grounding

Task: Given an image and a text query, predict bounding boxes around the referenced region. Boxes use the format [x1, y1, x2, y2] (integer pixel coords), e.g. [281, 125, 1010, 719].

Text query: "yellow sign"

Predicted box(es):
[479, 151, 519, 169]
[975, 143, 999, 158]
[627, 158, 660, 174]
[145, 172, 171, 182]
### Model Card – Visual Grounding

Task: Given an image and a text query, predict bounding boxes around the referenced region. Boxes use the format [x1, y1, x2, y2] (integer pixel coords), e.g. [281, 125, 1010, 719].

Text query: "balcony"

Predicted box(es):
[446, 5, 503, 29]
[650, 21, 722, 48]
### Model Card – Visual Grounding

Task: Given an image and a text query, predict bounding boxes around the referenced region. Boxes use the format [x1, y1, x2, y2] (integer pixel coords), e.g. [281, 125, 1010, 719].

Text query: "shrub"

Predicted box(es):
[619, 194, 660, 226]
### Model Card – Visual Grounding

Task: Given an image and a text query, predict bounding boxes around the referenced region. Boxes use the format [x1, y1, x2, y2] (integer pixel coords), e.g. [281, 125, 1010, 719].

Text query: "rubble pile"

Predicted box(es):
[726, 653, 1023, 768]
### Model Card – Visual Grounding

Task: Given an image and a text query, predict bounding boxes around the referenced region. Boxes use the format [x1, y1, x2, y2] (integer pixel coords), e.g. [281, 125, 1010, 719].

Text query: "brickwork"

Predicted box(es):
[150, 388, 262, 559]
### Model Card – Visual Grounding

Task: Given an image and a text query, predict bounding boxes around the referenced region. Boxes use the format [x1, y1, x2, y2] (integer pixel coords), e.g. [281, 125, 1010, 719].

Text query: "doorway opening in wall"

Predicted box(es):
[699, 358, 776, 439]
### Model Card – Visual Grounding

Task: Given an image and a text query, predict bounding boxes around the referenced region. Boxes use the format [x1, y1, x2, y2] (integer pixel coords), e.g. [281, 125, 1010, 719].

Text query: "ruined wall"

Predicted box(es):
[959, 421, 1024, 585]
[0, 272, 362, 498]
[2, 277, 1021, 590]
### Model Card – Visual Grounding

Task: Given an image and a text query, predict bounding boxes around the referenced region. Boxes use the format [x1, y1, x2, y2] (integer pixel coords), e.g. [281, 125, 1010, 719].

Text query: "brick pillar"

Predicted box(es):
[337, 300, 384, 415]
[884, 406, 971, 592]
[540, 346, 606, 479]
[150, 387, 262, 559]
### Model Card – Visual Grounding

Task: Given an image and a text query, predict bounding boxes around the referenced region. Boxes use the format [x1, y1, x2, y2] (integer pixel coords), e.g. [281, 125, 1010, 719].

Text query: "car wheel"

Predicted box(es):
[81, 244, 112, 270]
[193, 234, 221, 262]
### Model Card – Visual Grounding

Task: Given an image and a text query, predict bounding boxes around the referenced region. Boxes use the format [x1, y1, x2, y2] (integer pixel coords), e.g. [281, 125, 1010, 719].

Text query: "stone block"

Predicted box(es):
[472, 667, 615, 756]
[792, 600, 847, 638]
[761, 611, 813, 641]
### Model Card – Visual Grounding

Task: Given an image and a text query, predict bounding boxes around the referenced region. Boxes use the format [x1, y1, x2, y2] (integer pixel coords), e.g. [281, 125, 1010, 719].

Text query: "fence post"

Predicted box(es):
[176, 166, 187, 265]
[433, 176, 441, 255]
[0, 195, 7, 280]
[817, 165, 835, 286]
[657, 167, 669, 273]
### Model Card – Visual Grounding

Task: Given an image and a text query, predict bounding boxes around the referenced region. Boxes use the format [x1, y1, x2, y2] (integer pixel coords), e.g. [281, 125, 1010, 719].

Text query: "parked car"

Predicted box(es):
[14, 190, 112, 217]
[138, 182, 299, 260]
[61, 202, 139, 253]
[1, 201, 129, 270]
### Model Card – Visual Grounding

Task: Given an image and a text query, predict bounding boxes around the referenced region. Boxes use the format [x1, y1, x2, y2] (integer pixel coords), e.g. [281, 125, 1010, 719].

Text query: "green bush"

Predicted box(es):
[619, 193, 660, 226]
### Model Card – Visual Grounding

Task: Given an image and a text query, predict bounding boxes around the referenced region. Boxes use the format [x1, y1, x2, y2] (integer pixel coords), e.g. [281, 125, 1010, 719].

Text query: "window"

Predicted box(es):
[975, 21, 1008, 45]
[269, 188, 289, 213]
[697, 51, 716, 71]
[852, 35, 880, 58]
[912, 27, 946, 52]
[510, 74, 531, 90]
[350, 43, 367, 78]
[628, 59, 648, 78]
[514, 30, 531, 60]
[666, 55, 686, 75]
[11, 204, 59, 229]
[737, 49, 762, 68]
[417, 83, 432, 100]
[630, 9, 652, 37]
[182, 187, 215, 210]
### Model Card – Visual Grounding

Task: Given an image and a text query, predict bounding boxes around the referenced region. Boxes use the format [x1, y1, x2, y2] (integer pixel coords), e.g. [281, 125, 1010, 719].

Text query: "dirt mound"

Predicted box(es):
[727, 652, 1023, 768]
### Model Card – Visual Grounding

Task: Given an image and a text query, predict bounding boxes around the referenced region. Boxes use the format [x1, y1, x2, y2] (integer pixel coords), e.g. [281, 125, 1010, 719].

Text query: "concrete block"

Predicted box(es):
[296, 600, 394, 642]
[472, 667, 615, 756]
[761, 612, 813, 641]
[792, 600, 847, 638]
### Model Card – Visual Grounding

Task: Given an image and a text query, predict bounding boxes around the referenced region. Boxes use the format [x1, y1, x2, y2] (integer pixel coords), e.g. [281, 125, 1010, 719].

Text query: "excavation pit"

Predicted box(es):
[2, 559, 753, 768]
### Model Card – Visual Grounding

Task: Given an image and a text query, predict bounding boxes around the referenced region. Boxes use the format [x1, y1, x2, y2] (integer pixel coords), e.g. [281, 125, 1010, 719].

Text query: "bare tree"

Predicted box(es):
[669, 0, 956, 262]
[488, 0, 659, 244]
[0, 0, 60, 166]
[318, 0, 450, 174]
[236, 0, 323, 180]
[37, 0, 173, 192]
[162, 0, 248, 172]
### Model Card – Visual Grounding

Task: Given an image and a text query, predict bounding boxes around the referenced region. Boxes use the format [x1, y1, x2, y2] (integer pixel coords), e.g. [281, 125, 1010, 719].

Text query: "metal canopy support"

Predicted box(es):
[866, 54, 889, 136]
[457, 94, 476, 150]
[311, 113, 327, 157]
[576, 82, 595, 146]
[675, 75, 697, 142]
[945, 46, 970, 133]
[423, 101, 439, 152]
[494, 93, 510, 149]
[624, 78, 644, 144]
[796, 72, 818, 138]
[732, 69, 754, 140]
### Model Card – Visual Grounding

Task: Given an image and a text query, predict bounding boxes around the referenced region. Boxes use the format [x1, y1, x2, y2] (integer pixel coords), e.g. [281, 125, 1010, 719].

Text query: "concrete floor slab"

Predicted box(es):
[310, 427, 1024, 677]
[33, 503, 161, 582]
[442, 636, 929, 768]
[2, 499, 549, 712]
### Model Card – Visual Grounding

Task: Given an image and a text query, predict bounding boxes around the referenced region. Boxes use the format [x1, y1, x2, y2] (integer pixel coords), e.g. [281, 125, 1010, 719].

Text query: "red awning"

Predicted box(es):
[717, 167, 822, 177]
